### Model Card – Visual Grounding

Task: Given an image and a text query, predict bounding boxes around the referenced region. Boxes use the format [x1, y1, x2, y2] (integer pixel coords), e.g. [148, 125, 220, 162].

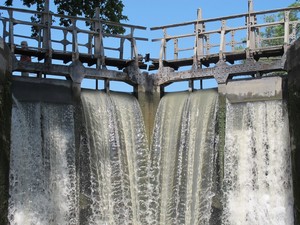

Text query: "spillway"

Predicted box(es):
[7, 89, 294, 225]
[79, 90, 150, 225]
[148, 90, 219, 225]
[222, 100, 294, 225]
[9, 97, 77, 224]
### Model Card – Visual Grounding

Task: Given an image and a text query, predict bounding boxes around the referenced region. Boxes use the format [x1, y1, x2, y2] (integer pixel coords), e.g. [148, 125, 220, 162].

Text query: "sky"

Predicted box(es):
[1, 0, 298, 91]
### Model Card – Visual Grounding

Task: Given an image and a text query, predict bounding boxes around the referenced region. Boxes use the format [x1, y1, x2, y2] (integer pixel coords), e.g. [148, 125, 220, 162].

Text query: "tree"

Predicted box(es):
[4, 0, 128, 34]
[261, 0, 300, 46]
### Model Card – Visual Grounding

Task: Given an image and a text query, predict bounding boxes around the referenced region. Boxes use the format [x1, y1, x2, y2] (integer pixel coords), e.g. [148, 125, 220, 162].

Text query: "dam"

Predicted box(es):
[0, 1, 300, 224]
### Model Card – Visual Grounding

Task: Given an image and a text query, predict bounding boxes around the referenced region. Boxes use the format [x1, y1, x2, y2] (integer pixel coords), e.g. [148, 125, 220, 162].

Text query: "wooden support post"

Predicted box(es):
[8, 9, 14, 53]
[94, 7, 105, 69]
[284, 10, 290, 52]
[119, 37, 125, 60]
[63, 30, 68, 53]
[71, 18, 79, 62]
[246, 0, 255, 58]
[130, 29, 139, 63]
[159, 28, 167, 69]
[194, 8, 204, 68]
[188, 79, 194, 92]
[95, 79, 98, 90]
[174, 38, 178, 60]
[42, 1, 52, 65]
[219, 20, 226, 61]
[104, 78, 110, 93]
[159, 38, 166, 69]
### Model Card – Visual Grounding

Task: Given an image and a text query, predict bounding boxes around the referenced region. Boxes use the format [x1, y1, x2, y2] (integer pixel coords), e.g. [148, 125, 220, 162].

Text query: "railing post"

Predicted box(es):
[71, 18, 79, 62]
[2, 19, 8, 44]
[219, 20, 226, 61]
[159, 28, 167, 69]
[130, 27, 139, 63]
[174, 38, 178, 59]
[230, 30, 236, 52]
[194, 8, 204, 68]
[94, 7, 105, 69]
[284, 10, 290, 52]
[188, 79, 194, 92]
[8, 9, 14, 53]
[246, 0, 256, 58]
[42, 3, 52, 64]
[119, 37, 125, 60]
[63, 30, 68, 53]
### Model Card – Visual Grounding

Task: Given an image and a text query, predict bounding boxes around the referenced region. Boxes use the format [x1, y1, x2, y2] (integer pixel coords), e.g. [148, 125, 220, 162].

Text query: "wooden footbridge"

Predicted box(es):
[0, 1, 300, 88]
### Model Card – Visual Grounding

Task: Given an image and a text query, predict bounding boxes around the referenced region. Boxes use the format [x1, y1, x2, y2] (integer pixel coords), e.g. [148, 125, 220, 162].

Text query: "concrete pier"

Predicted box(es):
[0, 38, 12, 225]
[286, 38, 300, 225]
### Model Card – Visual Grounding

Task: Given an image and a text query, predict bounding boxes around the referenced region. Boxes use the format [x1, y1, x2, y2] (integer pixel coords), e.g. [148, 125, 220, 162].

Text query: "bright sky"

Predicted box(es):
[123, 0, 296, 26]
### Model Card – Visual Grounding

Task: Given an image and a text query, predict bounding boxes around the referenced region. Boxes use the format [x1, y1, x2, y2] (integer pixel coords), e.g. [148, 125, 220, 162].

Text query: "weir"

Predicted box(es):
[1, 1, 300, 224]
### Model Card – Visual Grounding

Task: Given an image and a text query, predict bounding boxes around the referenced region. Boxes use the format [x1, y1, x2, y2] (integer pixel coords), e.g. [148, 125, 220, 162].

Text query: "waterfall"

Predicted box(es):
[79, 90, 149, 225]
[9, 98, 78, 225]
[222, 100, 294, 225]
[149, 90, 219, 225]
[8, 88, 295, 225]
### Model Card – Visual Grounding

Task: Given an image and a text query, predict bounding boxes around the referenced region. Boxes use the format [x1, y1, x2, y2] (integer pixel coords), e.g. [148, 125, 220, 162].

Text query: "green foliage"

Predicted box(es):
[261, 1, 300, 46]
[4, 0, 128, 34]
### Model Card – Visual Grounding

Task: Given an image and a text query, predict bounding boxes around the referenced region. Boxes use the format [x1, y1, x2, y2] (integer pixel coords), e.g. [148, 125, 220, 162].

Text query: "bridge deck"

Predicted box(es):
[149, 46, 284, 70]
[14, 47, 148, 70]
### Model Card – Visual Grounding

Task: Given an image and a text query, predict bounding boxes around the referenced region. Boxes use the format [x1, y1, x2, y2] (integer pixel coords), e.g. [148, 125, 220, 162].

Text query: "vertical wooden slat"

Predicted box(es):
[8, 9, 14, 53]
[194, 8, 204, 68]
[284, 10, 290, 52]
[71, 18, 79, 62]
[219, 20, 226, 60]
[174, 38, 178, 59]
[94, 7, 105, 69]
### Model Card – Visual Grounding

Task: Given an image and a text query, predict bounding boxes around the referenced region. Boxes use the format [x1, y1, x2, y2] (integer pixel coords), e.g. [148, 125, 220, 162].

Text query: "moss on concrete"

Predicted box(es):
[287, 75, 300, 225]
[210, 93, 226, 225]
[0, 77, 11, 225]
[286, 38, 300, 225]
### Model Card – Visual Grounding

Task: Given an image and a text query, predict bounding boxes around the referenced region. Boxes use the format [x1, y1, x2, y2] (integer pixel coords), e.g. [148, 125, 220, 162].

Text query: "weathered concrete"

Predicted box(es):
[12, 77, 75, 104]
[286, 38, 300, 225]
[0, 38, 12, 225]
[135, 72, 161, 144]
[218, 76, 284, 103]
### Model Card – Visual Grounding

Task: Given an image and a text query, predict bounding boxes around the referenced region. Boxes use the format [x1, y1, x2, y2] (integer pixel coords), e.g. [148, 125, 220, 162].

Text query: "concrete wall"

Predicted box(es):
[286, 38, 300, 225]
[0, 38, 12, 225]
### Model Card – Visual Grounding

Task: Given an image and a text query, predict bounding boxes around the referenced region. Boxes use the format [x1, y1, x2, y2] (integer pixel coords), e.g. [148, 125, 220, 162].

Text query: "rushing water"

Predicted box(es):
[9, 98, 77, 225]
[149, 90, 219, 225]
[222, 100, 294, 225]
[8, 90, 294, 225]
[79, 90, 149, 225]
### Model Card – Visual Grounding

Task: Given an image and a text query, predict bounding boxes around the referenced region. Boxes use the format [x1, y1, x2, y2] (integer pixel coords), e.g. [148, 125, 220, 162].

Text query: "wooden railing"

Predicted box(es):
[0, 6, 148, 69]
[150, 5, 300, 70]
[0, 4, 300, 74]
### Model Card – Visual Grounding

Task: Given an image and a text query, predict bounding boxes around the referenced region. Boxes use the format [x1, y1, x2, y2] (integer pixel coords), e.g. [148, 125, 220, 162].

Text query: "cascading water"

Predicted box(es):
[79, 90, 149, 225]
[222, 100, 294, 225]
[148, 90, 219, 225]
[8, 88, 295, 225]
[9, 97, 78, 225]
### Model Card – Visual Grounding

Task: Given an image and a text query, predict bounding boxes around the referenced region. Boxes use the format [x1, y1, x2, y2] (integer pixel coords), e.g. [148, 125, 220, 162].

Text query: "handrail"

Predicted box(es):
[150, 5, 300, 70]
[0, 5, 148, 69]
